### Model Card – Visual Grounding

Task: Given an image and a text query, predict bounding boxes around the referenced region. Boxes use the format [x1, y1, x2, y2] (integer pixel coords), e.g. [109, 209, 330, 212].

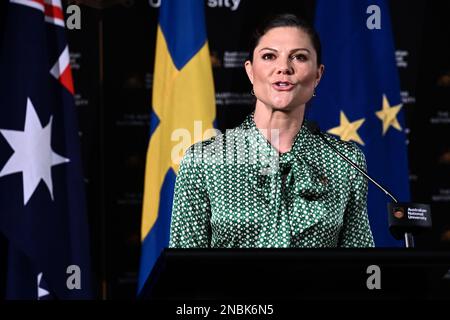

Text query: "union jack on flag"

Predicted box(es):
[0, 0, 93, 299]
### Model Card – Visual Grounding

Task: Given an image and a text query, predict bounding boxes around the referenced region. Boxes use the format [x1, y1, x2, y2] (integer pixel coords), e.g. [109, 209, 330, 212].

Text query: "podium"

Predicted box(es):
[139, 249, 450, 301]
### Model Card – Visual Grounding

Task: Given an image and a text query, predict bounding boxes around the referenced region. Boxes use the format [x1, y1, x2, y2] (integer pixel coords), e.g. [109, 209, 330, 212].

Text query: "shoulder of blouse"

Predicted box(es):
[317, 132, 366, 167]
[182, 125, 245, 162]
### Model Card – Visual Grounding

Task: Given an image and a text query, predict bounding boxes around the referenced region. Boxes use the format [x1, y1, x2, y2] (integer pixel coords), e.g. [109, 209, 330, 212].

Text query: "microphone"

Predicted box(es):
[305, 121, 398, 203]
[305, 121, 431, 248]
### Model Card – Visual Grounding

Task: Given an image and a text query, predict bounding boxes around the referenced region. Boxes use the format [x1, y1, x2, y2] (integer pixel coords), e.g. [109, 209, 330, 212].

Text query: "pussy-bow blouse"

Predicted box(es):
[169, 113, 375, 248]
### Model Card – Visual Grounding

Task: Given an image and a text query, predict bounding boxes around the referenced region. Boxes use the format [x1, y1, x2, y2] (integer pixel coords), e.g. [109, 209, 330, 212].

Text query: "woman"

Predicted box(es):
[169, 14, 375, 248]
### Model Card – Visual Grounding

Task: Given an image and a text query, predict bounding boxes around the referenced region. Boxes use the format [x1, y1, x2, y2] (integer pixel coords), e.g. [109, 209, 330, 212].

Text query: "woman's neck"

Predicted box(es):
[253, 103, 305, 153]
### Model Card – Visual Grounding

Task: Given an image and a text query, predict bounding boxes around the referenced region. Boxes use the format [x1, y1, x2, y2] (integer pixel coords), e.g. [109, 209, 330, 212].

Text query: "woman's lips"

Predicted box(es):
[272, 81, 294, 91]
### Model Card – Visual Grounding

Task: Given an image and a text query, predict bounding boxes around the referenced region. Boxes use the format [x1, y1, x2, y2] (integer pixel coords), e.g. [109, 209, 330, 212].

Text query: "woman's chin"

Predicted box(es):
[270, 100, 297, 111]
[269, 94, 299, 109]
[257, 96, 303, 111]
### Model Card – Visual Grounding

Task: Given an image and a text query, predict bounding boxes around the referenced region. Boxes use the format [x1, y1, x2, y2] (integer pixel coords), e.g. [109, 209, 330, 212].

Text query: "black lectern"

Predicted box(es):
[139, 249, 450, 301]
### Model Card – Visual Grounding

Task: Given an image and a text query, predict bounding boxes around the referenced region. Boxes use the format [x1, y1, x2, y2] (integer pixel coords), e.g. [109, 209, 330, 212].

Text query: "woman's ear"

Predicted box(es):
[244, 60, 254, 84]
[315, 64, 324, 87]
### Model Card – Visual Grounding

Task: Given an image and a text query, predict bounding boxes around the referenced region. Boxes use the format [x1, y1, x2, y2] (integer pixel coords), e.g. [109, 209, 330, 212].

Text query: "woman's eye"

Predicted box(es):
[292, 54, 307, 61]
[262, 53, 275, 60]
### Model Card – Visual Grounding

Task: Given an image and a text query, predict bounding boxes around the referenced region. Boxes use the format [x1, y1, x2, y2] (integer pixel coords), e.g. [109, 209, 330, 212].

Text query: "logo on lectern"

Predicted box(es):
[393, 207, 405, 219]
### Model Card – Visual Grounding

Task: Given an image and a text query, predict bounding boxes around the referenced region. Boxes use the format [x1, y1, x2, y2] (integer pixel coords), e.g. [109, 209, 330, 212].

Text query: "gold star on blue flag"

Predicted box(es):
[310, 0, 410, 247]
[327, 111, 366, 145]
[376, 94, 403, 135]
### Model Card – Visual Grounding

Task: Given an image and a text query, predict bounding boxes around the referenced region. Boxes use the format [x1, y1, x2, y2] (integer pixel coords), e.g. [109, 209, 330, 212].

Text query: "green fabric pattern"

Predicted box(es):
[169, 113, 375, 248]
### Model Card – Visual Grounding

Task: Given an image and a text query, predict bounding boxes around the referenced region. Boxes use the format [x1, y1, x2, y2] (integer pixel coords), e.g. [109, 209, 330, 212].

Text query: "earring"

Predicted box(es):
[251, 89, 255, 96]
[312, 91, 316, 97]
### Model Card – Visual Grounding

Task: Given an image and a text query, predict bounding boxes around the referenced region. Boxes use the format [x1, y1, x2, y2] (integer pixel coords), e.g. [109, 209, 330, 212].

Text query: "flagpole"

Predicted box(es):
[98, 16, 108, 300]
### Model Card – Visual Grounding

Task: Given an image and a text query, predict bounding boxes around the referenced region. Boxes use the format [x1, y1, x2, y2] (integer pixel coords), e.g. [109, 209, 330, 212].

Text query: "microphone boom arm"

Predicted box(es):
[316, 132, 399, 204]
[306, 121, 415, 247]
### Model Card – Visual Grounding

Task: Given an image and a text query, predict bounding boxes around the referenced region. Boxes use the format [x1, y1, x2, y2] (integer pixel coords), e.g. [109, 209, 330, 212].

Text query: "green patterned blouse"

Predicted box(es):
[169, 113, 375, 248]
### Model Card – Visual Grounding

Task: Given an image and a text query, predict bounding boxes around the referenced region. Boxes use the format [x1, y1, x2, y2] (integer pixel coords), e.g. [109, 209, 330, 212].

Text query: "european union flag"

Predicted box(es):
[0, 0, 93, 298]
[311, 0, 410, 246]
[138, 0, 216, 294]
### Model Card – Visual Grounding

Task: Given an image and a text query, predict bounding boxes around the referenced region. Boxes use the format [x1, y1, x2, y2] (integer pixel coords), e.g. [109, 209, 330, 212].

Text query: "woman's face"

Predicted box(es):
[245, 26, 324, 111]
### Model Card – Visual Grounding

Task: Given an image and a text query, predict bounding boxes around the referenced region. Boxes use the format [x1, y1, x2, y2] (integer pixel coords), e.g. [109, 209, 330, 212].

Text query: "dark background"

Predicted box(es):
[1, 0, 449, 299]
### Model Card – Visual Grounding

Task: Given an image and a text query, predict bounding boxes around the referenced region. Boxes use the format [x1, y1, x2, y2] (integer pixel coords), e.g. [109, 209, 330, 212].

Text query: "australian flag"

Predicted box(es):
[310, 0, 410, 246]
[0, 0, 93, 299]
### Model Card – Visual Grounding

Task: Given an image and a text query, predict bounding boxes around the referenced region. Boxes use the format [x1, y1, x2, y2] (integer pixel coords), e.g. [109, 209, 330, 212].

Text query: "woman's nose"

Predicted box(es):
[276, 59, 294, 75]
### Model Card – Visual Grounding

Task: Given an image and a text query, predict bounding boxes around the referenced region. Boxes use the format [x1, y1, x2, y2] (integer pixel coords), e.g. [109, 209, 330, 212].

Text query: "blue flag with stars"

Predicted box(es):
[0, 0, 93, 298]
[310, 0, 410, 246]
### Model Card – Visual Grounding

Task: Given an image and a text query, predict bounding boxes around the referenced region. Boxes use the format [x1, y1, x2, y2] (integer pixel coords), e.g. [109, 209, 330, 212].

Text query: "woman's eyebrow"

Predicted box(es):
[290, 48, 311, 54]
[258, 47, 311, 53]
[258, 47, 278, 52]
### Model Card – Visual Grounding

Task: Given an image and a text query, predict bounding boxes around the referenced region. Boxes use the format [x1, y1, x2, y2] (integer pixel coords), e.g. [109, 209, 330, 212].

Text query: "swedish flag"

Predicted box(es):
[138, 0, 216, 293]
[311, 0, 410, 246]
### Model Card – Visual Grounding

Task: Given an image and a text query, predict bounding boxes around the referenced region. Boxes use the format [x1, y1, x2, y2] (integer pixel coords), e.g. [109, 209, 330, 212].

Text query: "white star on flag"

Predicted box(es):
[37, 272, 50, 299]
[0, 98, 70, 205]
